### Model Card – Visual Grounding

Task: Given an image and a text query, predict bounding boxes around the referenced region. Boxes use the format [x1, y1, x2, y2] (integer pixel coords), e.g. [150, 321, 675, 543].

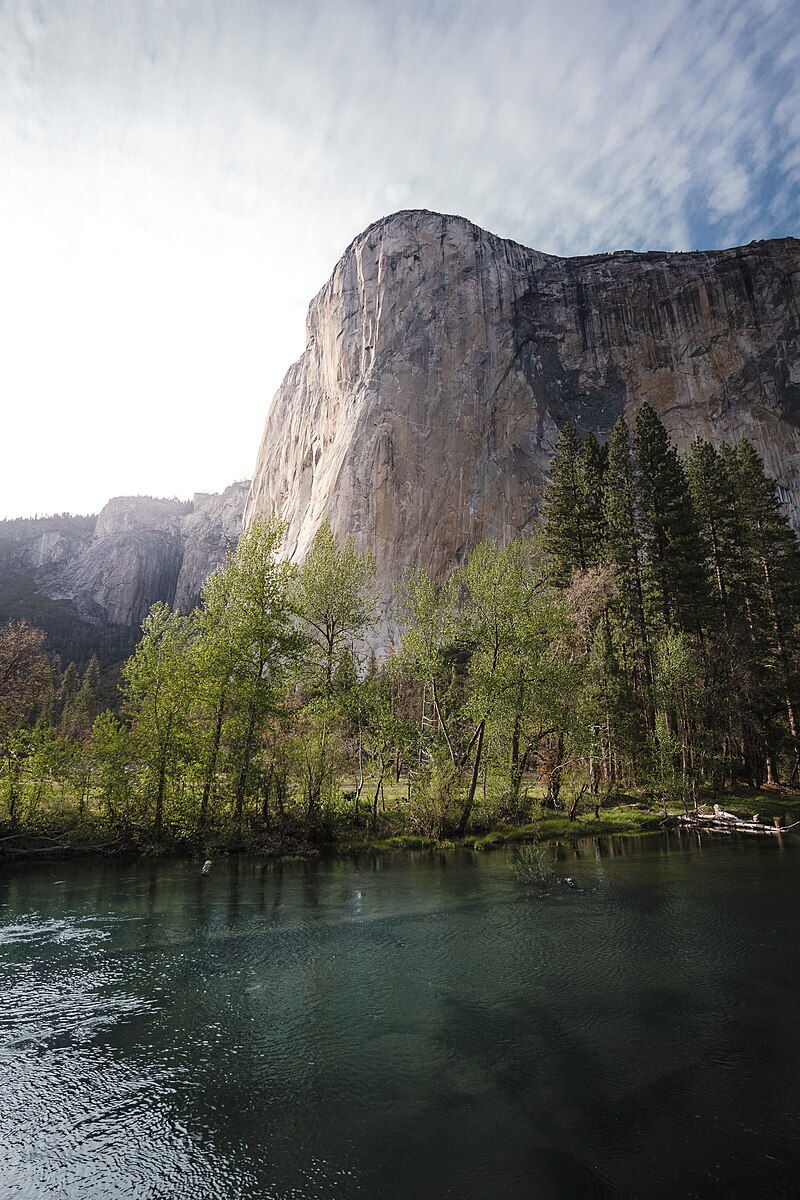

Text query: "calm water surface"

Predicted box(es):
[2, 835, 799, 1199]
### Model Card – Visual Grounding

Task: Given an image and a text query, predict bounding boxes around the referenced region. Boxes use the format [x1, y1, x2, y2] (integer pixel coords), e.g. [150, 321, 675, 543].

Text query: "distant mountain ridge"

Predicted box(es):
[0, 482, 248, 666]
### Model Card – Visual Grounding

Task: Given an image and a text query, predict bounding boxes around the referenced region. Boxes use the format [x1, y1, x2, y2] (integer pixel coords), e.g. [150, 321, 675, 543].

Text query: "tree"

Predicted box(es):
[396, 562, 462, 767]
[452, 538, 570, 830]
[60, 656, 100, 739]
[121, 602, 196, 838]
[399, 540, 573, 832]
[0, 620, 52, 742]
[728, 440, 800, 778]
[288, 522, 378, 824]
[602, 416, 653, 725]
[91, 711, 135, 826]
[685, 440, 738, 628]
[634, 404, 711, 636]
[207, 517, 302, 831]
[294, 521, 378, 695]
[541, 424, 606, 584]
[360, 666, 415, 830]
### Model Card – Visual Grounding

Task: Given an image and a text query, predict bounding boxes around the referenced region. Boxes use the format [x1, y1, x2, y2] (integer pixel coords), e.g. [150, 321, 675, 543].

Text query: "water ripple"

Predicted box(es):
[1, 843, 800, 1199]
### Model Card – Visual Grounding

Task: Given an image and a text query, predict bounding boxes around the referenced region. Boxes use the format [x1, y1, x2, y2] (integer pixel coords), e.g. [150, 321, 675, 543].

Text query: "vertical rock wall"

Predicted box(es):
[246, 210, 800, 605]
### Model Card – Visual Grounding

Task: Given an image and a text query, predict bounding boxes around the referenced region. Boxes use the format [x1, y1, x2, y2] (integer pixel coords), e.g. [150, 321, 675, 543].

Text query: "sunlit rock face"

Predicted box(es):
[56, 484, 249, 626]
[246, 209, 800, 616]
[3, 484, 249, 631]
[174, 482, 250, 614]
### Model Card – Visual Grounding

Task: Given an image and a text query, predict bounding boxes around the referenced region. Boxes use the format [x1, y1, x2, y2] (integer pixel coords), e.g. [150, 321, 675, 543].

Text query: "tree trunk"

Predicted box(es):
[457, 720, 485, 836]
[431, 680, 457, 765]
[760, 548, 800, 775]
[261, 763, 274, 827]
[567, 784, 587, 822]
[154, 749, 167, 837]
[200, 693, 225, 830]
[371, 765, 386, 831]
[235, 709, 258, 832]
[7, 752, 18, 829]
[544, 733, 565, 809]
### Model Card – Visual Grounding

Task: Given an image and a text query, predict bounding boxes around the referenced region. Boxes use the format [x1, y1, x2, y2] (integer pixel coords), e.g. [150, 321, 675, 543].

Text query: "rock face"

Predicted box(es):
[246, 209, 800, 609]
[174, 484, 251, 614]
[0, 483, 249, 660]
[53, 496, 191, 626]
[50, 484, 249, 626]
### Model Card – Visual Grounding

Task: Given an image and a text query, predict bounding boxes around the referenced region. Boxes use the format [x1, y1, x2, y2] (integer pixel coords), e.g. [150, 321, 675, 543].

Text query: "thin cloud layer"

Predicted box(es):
[0, 0, 797, 516]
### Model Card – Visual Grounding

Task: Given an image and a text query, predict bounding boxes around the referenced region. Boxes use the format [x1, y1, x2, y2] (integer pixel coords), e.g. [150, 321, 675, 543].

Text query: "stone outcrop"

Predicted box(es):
[174, 483, 251, 614]
[51, 496, 191, 626]
[0, 483, 249, 656]
[246, 209, 800, 613]
[49, 484, 249, 626]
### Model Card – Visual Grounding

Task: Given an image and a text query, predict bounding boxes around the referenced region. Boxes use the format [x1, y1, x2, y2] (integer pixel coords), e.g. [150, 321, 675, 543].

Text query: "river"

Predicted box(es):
[2, 835, 799, 1199]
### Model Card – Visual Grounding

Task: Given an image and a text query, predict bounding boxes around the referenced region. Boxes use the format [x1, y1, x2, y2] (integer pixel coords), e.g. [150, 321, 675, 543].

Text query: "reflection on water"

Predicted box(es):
[2, 836, 800, 1198]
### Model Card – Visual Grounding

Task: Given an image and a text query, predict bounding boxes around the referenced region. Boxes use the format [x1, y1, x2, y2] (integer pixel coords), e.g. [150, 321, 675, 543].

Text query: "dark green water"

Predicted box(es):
[2, 835, 799, 1199]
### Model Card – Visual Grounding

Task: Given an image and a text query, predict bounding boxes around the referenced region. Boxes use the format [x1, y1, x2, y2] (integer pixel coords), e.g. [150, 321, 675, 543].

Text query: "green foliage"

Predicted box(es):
[122, 603, 197, 835]
[4, 421, 800, 853]
[295, 521, 377, 695]
[541, 424, 606, 583]
[634, 403, 711, 634]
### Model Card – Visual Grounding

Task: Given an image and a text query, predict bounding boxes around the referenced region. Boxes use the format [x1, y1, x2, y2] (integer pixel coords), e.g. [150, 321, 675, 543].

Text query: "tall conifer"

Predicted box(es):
[729, 440, 800, 775]
[685, 440, 740, 628]
[541, 424, 591, 584]
[603, 419, 645, 635]
[634, 404, 710, 636]
[582, 432, 608, 561]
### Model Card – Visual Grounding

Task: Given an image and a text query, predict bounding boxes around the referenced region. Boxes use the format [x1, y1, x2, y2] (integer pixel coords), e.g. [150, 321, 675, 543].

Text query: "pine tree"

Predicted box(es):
[685, 439, 760, 784]
[57, 662, 80, 731]
[728, 440, 800, 777]
[634, 404, 711, 637]
[685, 440, 739, 629]
[582, 432, 608, 561]
[61, 656, 100, 738]
[602, 416, 652, 710]
[541, 424, 593, 584]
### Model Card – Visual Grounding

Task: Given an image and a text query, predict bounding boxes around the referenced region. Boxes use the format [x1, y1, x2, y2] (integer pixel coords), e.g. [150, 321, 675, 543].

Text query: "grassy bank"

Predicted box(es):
[4, 786, 800, 864]
[332, 787, 800, 854]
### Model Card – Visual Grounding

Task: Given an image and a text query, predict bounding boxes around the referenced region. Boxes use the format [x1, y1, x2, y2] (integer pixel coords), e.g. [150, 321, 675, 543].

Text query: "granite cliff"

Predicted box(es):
[0, 482, 248, 664]
[246, 210, 800, 610]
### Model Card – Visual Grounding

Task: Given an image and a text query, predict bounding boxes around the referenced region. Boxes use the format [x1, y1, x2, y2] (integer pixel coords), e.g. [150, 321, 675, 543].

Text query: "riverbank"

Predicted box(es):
[3, 788, 800, 864]
[340, 790, 800, 853]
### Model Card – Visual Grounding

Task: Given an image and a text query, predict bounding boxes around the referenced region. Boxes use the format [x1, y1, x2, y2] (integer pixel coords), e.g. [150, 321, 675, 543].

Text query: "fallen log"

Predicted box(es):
[675, 812, 799, 836]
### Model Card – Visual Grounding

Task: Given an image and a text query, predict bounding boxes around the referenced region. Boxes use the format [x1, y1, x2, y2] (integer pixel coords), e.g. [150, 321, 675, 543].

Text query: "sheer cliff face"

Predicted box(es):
[56, 484, 249, 625]
[2, 483, 249, 631]
[246, 209, 800, 596]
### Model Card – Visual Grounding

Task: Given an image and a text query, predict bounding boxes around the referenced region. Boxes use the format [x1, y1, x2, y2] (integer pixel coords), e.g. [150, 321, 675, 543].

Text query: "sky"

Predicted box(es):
[1, 0, 798, 519]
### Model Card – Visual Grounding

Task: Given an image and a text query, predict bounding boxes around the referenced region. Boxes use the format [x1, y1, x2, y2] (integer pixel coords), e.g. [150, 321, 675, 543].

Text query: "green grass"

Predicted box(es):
[467, 806, 665, 850]
[706, 790, 800, 824]
[7, 776, 800, 863]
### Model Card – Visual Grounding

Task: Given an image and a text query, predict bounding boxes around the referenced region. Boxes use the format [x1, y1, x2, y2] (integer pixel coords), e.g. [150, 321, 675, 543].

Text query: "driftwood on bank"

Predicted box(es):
[675, 805, 800, 837]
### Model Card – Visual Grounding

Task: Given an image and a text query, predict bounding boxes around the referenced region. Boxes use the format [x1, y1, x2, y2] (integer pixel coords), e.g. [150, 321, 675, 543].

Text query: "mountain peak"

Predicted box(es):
[247, 213, 800, 636]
